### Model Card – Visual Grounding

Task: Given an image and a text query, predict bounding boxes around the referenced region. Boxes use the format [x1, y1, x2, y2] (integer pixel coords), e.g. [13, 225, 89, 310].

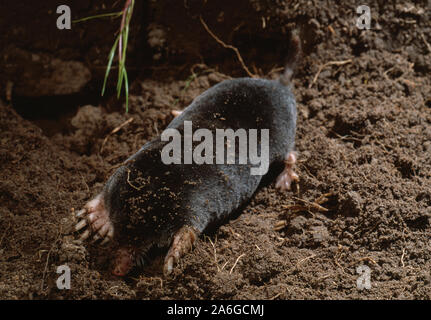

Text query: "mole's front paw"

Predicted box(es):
[163, 226, 198, 276]
[75, 194, 114, 245]
[275, 151, 299, 191]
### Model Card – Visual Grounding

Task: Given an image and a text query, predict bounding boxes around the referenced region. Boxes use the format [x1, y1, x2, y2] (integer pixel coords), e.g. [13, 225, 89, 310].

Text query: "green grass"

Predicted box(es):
[72, 12, 122, 23]
[173, 73, 198, 106]
[73, 0, 135, 112]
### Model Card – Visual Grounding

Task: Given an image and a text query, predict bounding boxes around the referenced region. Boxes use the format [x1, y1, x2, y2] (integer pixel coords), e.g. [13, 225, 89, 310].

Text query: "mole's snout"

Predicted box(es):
[112, 247, 136, 276]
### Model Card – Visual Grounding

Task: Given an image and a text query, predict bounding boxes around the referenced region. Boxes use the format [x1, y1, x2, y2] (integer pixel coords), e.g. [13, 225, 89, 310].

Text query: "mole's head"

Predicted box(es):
[73, 162, 150, 276]
[78, 157, 180, 276]
[101, 163, 160, 275]
[111, 246, 138, 276]
[75, 141, 187, 276]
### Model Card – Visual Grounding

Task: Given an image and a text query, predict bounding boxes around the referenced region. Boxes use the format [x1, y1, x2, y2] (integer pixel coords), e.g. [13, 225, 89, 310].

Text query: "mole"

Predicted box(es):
[74, 32, 301, 276]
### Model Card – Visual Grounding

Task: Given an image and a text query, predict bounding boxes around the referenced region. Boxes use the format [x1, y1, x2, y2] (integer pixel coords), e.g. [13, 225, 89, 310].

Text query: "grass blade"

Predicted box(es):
[116, 37, 125, 97]
[72, 12, 122, 24]
[100, 0, 135, 110]
[123, 68, 129, 112]
[102, 35, 120, 96]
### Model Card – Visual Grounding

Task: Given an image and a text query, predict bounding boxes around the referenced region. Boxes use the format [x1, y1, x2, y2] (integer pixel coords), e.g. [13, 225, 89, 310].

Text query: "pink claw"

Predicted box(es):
[275, 151, 299, 191]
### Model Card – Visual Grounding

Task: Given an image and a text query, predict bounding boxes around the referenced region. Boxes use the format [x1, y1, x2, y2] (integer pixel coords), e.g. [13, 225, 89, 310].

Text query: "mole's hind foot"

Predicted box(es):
[275, 151, 299, 191]
[163, 226, 198, 276]
[75, 194, 114, 245]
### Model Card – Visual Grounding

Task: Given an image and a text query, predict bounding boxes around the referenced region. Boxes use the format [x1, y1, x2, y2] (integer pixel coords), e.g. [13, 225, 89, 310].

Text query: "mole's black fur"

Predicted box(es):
[107, 78, 296, 239]
[76, 33, 301, 276]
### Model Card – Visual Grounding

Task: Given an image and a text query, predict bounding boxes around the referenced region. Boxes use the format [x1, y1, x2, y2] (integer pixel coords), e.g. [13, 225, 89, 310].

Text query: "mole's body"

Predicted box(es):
[75, 35, 301, 276]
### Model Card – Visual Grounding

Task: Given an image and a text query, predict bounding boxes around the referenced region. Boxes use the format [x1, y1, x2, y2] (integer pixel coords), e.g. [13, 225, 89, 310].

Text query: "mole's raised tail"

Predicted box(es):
[279, 30, 302, 86]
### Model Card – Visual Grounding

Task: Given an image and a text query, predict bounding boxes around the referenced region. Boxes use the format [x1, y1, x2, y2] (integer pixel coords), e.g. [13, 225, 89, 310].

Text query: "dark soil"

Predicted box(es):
[1, 0, 430, 299]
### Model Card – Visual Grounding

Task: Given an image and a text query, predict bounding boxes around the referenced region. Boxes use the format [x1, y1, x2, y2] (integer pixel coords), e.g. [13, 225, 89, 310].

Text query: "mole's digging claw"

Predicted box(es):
[92, 233, 101, 242]
[75, 219, 87, 231]
[163, 226, 198, 276]
[79, 229, 91, 241]
[75, 208, 86, 218]
[100, 234, 112, 245]
[165, 257, 174, 274]
[93, 224, 111, 244]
